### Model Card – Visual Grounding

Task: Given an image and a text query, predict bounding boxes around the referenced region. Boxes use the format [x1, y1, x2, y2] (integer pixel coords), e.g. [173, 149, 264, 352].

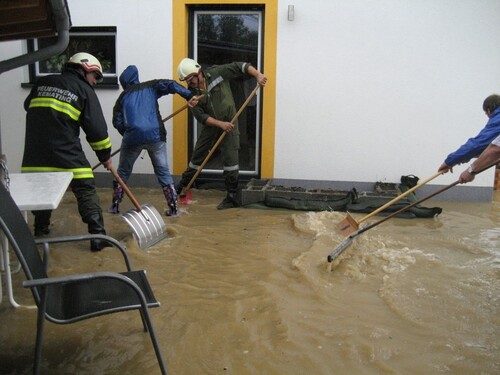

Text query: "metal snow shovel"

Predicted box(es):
[328, 162, 498, 264]
[336, 171, 444, 236]
[108, 165, 168, 250]
[179, 83, 262, 202]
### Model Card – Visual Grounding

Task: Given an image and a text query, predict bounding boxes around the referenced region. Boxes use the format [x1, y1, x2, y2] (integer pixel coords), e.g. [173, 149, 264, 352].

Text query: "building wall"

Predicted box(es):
[0, 0, 499, 200]
[274, 0, 500, 200]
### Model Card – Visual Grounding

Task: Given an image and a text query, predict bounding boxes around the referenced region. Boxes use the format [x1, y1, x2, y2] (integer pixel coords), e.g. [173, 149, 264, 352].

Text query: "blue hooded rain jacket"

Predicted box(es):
[113, 65, 194, 146]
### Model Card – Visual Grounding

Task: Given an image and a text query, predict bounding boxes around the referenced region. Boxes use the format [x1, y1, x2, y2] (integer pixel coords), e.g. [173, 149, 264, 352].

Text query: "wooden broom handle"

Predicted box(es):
[108, 165, 143, 212]
[357, 171, 444, 224]
[183, 84, 261, 193]
[161, 94, 204, 122]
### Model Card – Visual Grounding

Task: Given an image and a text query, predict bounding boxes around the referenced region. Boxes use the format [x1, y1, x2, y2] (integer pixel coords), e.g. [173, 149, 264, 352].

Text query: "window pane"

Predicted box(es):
[193, 11, 262, 176]
[37, 34, 116, 74]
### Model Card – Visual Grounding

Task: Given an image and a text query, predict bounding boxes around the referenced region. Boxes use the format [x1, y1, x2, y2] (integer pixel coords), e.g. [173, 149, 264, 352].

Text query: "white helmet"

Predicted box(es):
[68, 52, 103, 82]
[177, 58, 201, 81]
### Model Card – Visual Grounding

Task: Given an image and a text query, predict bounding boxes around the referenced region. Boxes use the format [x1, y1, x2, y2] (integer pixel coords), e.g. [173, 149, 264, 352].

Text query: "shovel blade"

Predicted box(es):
[179, 190, 192, 204]
[336, 212, 359, 237]
[121, 204, 168, 249]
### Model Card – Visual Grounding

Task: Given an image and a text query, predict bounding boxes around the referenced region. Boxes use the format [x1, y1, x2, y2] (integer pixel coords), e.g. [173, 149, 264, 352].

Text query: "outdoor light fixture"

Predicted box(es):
[288, 5, 294, 21]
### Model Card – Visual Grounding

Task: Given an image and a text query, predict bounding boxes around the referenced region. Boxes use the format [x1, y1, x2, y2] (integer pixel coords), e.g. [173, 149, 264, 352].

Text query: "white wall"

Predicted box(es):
[275, 0, 500, 188]
[1, 0, 500, 196]
[0, 0, 174, 175]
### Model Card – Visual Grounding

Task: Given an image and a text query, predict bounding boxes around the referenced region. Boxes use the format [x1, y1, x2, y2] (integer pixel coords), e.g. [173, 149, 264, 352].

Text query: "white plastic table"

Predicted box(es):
[0, 172, 73, 308]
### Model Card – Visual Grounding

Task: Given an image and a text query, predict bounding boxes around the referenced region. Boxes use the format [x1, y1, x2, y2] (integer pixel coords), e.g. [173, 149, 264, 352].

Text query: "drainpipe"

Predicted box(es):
[0, 0, 71, 156]
[0, 0, 71, 74]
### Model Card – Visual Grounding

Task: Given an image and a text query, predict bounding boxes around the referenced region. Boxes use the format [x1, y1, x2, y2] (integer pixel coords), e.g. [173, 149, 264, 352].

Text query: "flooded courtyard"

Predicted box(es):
[0, 188, 499, 374]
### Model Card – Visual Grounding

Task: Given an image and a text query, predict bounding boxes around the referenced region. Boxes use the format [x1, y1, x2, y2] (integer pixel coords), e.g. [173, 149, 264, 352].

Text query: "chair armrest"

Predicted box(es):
[24, 271, 135, 287]
[23, 271, 152, 309]
[35, 234, 132, 271]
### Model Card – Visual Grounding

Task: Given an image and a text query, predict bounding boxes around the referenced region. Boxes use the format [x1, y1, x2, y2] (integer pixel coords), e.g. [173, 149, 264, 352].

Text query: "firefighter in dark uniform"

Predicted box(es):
[176, 58, 267, 209]
[22, 52, 113, 251]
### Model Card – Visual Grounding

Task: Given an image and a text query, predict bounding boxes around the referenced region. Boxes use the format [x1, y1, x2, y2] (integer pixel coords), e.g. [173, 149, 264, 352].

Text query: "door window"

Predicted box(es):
[190, 9, 263, 177]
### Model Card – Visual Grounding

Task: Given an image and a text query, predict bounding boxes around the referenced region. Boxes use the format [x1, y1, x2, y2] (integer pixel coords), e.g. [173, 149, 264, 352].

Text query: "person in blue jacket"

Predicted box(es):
[110, 65, 198, 216]
[438, 94, 500, 172]
[459, 133, 500, 183]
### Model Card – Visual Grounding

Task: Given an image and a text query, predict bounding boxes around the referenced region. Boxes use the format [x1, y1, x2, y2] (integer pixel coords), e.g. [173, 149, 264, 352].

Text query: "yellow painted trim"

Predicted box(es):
[172, 0, 277, 178]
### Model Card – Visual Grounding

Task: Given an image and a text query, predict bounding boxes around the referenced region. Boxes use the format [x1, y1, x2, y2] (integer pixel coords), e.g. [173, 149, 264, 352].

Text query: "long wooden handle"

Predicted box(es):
[328, 161, 499, 263]
[162, 104, 187, 123]
[92, 149, 121, 171]
[161, 94, 205, 123]
[182, 84, 261, 193]
[108, 165, 142, 212]
[357, 171, 444, 224]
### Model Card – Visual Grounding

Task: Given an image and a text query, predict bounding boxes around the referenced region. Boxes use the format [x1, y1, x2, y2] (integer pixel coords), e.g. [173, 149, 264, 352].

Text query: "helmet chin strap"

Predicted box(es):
[198, 74, 206, 91]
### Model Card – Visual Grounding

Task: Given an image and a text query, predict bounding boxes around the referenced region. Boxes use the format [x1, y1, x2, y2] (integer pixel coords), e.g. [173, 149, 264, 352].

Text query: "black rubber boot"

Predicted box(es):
[34, 226, 50, 236]
[33, 209, 51, 236]
[85, 213, 112, 252]
[108, 181, 124, 214]
[163, 184, 179, 217]
[217, 191, 240, 210]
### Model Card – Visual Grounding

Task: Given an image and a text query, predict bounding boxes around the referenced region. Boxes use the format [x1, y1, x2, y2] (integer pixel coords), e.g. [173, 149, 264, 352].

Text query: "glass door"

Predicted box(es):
[190, 8, 263, 178]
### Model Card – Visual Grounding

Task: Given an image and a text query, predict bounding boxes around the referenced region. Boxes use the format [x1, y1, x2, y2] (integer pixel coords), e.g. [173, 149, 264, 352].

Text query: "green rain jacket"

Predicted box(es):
[190, 62, 252, 126]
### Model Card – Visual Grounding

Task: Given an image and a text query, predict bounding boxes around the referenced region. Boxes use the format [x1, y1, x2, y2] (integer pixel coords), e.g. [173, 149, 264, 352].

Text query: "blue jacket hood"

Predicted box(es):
[119, 65, 140, 89]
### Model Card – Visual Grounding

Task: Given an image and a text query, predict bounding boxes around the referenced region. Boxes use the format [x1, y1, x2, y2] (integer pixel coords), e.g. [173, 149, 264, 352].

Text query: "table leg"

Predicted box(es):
[1, 233, 22, 308]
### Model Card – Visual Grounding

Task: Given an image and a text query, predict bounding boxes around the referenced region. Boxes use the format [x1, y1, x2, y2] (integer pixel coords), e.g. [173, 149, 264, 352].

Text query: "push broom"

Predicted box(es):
[179, 83, 262, 203]
[328, 161, 499, 264]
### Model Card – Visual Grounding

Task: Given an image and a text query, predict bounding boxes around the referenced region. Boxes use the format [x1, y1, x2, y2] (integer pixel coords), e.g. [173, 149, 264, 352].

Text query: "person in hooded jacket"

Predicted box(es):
[110, 65, 199, 216]
[438, 94, 500, 173]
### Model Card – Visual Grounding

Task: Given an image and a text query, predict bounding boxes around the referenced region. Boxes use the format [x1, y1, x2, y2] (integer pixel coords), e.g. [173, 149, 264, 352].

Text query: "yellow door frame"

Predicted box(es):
[172, 0, 277, 178]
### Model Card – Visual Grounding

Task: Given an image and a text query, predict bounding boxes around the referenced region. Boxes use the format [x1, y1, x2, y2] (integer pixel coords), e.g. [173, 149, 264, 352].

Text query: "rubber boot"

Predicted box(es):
[163, 184, 179, 217]
[33, 209, 51, 236]
[109, 181, 124, 214]
[85, 213, 112, 252]
[217, 190, 240, 210]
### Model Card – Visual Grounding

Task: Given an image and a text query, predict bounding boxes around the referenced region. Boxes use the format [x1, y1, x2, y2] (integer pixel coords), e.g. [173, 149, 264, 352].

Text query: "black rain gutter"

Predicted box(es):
[0, 0, 71, 74]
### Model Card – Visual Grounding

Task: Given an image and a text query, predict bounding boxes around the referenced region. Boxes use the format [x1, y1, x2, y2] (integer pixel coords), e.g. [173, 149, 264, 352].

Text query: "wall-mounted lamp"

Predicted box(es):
[288, 5, 294, 21]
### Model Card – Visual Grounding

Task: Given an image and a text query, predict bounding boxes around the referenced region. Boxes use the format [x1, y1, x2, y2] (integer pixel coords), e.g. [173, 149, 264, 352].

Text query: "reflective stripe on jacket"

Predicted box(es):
[22, 68, 111, 179]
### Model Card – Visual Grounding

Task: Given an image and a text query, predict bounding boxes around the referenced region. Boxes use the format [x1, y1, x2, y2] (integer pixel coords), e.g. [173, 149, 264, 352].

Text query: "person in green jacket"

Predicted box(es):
[176, 58, 267, 209]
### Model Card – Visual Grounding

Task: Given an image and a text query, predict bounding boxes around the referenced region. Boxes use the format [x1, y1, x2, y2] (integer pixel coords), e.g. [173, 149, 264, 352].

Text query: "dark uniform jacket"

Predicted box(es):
[22, 68, 111, 179]
[190, 62, 251, 126]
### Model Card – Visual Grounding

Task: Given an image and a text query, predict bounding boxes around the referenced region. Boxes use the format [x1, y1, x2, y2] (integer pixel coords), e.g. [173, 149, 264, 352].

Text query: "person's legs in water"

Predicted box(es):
[72, 178, 111, 251]
[147, 141, 178, 216]
[217, 171, 239, 209]
[217, 128, 240, 210]
[176, 126, 218, 194]
[33, 209, 52, 236]
[109, 144, 141, 213]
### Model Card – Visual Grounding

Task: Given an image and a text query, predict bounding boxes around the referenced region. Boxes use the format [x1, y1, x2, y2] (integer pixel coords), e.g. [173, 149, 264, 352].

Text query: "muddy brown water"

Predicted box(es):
[0, 188, 498, 375]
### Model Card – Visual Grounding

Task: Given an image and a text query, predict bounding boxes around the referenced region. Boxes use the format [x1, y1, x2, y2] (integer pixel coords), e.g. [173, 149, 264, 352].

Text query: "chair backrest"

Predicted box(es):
[0, 182, 47, 303]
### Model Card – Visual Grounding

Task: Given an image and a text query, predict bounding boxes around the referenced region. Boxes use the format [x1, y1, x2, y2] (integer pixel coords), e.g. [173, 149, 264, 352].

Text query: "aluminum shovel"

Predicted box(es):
[109, 165, 168, 250]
